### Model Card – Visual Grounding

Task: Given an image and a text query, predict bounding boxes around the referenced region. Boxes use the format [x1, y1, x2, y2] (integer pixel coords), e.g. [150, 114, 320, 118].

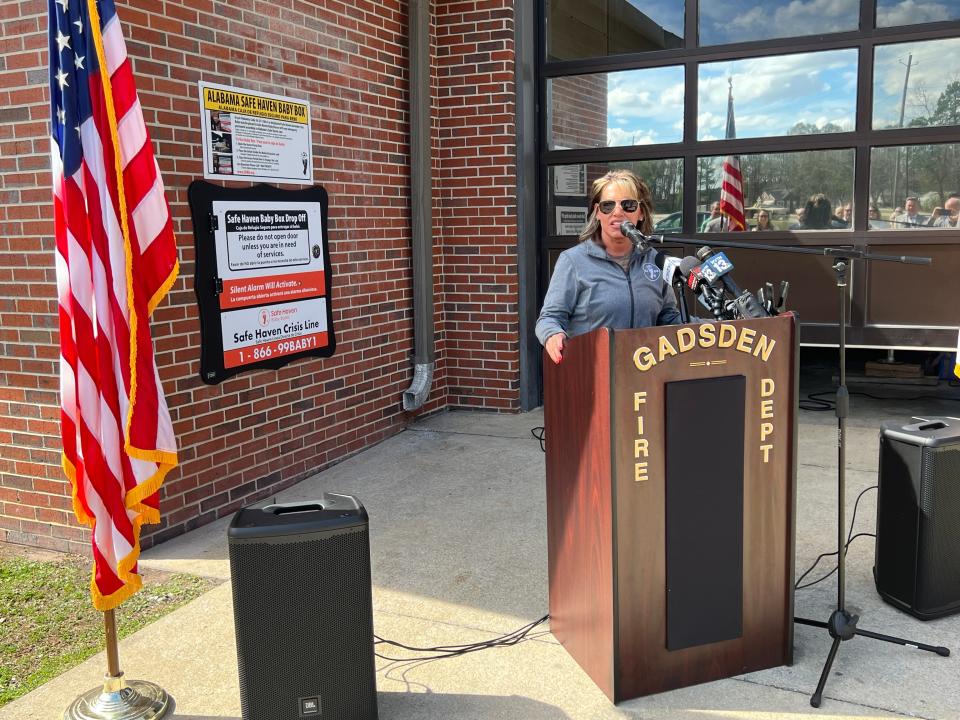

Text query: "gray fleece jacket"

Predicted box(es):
[535, 240, 681, 346]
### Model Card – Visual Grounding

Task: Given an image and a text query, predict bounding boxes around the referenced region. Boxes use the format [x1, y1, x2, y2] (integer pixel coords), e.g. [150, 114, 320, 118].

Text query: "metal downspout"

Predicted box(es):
[402, 0, 435, 411]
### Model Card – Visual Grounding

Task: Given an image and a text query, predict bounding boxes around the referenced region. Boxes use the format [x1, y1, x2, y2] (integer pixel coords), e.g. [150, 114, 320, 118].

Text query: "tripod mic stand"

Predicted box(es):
[635, 231, 950, 707]
[792, 254, 949, 708]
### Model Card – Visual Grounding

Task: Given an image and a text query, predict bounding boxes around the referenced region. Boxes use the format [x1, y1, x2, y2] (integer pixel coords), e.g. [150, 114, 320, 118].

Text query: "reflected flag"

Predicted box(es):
[719, 79, 746, 231]
[50, 0, 179, 610]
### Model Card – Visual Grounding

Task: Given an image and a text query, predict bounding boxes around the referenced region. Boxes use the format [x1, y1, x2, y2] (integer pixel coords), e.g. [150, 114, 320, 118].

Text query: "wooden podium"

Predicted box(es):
[544, 315, 798, 702]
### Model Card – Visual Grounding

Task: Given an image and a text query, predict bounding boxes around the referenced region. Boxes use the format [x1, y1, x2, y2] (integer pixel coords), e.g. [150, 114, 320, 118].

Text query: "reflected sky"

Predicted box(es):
[876, 0, 960, 27]
[629, 0, 684, 38]
[874, 37, 960, 129]
[699, 0, 858, 45]
[606, 66, 685, 145]
[697, 50, 858, 140]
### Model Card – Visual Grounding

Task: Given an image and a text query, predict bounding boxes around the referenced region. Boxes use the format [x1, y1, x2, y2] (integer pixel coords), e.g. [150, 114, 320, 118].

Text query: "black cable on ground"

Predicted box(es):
[795, 485, 877, 591]
[531, 426, 545, 452]
[800, 385, 960, 412]
[373, 614, 550, 662]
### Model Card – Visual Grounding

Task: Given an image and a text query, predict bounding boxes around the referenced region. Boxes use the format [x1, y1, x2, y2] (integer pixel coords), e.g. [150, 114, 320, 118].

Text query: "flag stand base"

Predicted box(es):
[64, 674, 170, 720]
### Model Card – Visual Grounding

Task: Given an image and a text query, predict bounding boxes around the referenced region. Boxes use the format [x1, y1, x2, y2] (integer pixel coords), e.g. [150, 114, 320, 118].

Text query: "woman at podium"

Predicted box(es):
[535, 169, 681, 364]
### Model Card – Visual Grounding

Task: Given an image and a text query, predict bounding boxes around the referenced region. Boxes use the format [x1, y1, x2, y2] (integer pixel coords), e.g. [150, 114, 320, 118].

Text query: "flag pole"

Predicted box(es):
[64, 610, 171, 720]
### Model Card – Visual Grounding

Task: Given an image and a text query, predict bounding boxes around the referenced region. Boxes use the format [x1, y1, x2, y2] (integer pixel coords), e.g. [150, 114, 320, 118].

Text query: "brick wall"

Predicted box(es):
[0, 0, 521, 554]
[550, 73, 607, 151]
[435, 0, 519, 409]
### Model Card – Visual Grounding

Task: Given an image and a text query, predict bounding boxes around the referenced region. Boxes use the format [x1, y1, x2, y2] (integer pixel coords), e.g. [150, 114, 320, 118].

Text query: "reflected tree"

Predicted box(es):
[905, 81, 960, 206]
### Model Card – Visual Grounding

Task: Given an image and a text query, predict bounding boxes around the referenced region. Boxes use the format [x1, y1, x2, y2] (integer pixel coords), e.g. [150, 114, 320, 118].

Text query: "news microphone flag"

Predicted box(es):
[719, 79, 746, 231]
[50, 0, 179, 610]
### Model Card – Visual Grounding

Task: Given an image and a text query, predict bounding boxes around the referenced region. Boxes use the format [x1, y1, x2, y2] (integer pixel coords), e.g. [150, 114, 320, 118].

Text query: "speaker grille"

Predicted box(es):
[229, 527, 377, 720]
[918, 445, 960, 611]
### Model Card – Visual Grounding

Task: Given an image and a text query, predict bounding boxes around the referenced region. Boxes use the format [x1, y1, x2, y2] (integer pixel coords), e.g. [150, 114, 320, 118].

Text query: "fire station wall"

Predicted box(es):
[0, 0, 521, 553]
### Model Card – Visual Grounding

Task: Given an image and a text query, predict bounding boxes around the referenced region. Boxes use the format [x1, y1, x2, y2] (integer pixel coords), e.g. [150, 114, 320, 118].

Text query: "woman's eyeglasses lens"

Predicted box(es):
[598, 199, 639, 214]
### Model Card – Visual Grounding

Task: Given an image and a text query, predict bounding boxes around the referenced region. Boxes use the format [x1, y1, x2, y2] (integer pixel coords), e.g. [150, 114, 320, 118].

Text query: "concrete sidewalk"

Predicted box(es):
[3, 375, 960, 719]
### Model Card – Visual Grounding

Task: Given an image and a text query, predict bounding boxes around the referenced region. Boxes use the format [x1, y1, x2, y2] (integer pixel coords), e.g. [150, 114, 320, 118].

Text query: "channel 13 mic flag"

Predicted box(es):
[50, 0, 179, 611]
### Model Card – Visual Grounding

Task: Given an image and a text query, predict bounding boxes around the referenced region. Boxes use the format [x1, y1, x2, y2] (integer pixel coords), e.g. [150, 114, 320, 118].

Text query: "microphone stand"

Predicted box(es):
[635, 231, 949, 708]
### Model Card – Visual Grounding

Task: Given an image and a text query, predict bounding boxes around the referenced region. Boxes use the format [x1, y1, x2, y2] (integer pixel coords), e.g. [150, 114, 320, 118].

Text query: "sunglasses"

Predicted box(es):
[597, 199, 639, 214]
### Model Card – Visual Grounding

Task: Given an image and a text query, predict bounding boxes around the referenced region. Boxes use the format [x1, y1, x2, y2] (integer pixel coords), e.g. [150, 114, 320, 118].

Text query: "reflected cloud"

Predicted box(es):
[877, 0, 959, 27]
[698, 49, 858, 140]
[700, 0, 858, 45]
[608, 128, 658, 145]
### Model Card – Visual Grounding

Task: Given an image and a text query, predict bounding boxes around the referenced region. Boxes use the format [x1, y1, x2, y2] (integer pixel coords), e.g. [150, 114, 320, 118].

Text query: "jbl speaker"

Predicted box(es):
[228, 493, 378, 719]
[874, 418, 960, 620]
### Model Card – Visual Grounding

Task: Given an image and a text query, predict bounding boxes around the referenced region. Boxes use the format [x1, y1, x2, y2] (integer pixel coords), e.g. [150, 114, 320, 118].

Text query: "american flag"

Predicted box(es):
[719, 79, 746, 231]
[49, 0, 178, 611]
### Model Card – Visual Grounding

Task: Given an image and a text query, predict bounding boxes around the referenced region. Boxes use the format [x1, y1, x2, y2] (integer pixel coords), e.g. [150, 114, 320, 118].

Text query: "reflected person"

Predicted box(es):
[701, 201, 723, 232]
[753, 210, 773, 231]
[798, 194, 833, 229]
[535, 169, 682, 365]
[894, 197, 925, 228]
[927, 194, 960, 227]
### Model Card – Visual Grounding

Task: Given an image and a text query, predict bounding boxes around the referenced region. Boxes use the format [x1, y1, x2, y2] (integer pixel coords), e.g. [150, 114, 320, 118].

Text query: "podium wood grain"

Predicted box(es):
[544, 316, 798, 702]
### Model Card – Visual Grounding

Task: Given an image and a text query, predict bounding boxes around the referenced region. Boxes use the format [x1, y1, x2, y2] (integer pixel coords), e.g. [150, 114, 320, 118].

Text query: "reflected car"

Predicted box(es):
[653, 211, 710, 234]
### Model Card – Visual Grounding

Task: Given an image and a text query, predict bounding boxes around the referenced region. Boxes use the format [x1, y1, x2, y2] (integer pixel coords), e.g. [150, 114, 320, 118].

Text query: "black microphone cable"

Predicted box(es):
[795, 484, 877, 591]
[373, 614, 550, 662]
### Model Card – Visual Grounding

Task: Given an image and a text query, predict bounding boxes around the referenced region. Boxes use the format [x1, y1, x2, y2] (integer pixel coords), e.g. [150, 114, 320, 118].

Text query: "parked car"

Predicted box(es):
[653, 211, 710, 234]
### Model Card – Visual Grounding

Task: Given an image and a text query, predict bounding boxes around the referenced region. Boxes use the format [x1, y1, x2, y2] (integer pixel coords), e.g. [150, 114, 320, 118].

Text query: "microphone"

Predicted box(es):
[678, 257, 729, 319]
[696, 246, 744, 297]
[695, 246, 771, 319]
[678, 256, 702, 286]
[620, 220, 648, 250]
[734, 291, 771, 319]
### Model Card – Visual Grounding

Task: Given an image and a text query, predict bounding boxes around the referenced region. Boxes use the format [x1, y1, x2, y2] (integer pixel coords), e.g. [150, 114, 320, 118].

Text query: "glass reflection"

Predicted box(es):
[869, 144, 960, 230]
[873, 38, 960, 131]
[698, 50, 858, 141]
[548, 160, 683, 235]
[699, 0, 858, 46]
[697, 150, 855, 231]
[549, 66, 684, 150]
[876, 0, 960, 28]
[546, 0, 683, 61]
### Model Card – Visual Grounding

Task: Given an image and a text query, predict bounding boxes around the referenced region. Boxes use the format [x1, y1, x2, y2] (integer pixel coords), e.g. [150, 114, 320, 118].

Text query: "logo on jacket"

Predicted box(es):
[641, 263, 661, 281]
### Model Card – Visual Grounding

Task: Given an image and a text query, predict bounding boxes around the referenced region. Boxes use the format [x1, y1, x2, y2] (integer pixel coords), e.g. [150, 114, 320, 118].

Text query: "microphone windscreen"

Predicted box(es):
[678, 256, 700, 279]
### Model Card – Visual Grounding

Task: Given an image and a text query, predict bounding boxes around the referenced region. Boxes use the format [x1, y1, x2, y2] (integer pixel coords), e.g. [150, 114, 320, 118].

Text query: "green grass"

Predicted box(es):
[0, 552, 215, 707]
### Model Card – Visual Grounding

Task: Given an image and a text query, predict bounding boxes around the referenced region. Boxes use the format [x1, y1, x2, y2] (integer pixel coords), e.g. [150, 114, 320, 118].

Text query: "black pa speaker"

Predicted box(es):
[875, 418, 960, 620]
[228, 493, 378, 719]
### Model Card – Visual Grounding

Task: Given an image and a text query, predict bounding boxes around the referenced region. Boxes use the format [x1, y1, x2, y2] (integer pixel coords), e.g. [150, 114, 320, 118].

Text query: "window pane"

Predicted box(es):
[697, 150, 855, 230]
[876, 0, 960, 28]
[548, 160, 683, 236]
[700, 0, 858, 46]
[549, 67, 684, 150]
[869, 144, 960, 229]
[873, 38, 960, 130]
[698, 50, 858, 141]
[546, 0, 683, 61]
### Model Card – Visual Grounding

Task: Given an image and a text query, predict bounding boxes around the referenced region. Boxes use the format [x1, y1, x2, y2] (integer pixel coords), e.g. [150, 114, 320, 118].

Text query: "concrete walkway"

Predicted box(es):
[3, 373, 960, 719]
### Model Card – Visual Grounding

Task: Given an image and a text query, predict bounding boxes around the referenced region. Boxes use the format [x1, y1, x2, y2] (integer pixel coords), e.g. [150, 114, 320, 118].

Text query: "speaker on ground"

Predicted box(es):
[875, 418, 960, 620]
[228, 493, 378, 719]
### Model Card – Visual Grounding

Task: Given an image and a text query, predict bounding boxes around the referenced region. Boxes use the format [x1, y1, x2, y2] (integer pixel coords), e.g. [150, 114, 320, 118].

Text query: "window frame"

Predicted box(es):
[536, 2, 960, 350]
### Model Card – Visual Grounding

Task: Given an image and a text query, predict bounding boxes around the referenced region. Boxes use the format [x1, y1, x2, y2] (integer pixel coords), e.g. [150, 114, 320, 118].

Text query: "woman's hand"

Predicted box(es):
[545, 333, 566, 364]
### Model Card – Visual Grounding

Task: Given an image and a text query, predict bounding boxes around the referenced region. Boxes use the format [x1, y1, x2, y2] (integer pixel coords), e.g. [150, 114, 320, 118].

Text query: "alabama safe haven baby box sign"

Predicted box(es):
[188, 182, 335, 383]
